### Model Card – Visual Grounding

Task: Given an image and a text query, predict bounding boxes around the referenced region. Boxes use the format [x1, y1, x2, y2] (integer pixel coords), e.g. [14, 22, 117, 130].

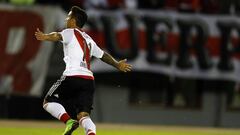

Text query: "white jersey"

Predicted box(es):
[60, 28, 104, 79]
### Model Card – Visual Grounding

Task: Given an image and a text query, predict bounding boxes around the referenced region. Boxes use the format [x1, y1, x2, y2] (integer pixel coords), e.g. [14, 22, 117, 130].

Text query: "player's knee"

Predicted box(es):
[42, 99, 48, 109]
[77, 112, 90, 120]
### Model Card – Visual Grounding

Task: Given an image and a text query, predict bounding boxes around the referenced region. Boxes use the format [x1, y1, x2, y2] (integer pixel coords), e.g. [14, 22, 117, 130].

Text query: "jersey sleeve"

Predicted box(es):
[91, 41, 104, 58]
[60, 29, 73, 44]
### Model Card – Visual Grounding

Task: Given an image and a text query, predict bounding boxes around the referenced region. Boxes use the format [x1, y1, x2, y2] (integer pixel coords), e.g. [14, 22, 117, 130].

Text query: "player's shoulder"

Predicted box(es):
[66, 28, 95, 42]
[75, 30, 92, 41]
[61, 28, 75, 33]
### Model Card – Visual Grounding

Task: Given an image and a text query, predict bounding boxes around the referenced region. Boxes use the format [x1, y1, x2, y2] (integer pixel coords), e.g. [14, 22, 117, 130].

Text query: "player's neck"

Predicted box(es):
[68, 25, 81, 30]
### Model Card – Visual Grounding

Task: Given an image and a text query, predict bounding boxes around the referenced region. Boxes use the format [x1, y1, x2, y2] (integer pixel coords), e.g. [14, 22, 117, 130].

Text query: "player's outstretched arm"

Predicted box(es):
[100, 52, 132, 72]
[35, 28, 62, 42]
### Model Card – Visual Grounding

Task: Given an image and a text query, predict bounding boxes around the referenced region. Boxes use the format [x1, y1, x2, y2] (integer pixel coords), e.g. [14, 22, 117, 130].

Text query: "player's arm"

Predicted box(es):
[35, 28, 62, 42]
[100, 52, 132, 72]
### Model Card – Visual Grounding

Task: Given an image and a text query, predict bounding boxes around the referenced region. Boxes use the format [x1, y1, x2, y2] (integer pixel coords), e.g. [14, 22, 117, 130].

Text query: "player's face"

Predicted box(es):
[65, 11, 75, 28]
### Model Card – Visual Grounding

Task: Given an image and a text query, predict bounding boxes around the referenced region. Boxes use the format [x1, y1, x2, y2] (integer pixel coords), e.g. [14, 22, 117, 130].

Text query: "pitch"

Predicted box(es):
[0, 120, 240, 135]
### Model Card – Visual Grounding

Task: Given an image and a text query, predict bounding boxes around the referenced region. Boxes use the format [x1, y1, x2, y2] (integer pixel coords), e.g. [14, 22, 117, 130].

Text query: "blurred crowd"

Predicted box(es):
[0, 0, 240, 15]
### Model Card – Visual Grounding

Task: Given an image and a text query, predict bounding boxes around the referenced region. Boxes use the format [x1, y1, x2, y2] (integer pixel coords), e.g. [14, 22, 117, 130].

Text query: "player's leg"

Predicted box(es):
[43, 99, 79, 135]
[77, 112, 96, 135]
[74, 78, 96, 135]
[43, 76, 79, 135]
[43, 99, 71, 123]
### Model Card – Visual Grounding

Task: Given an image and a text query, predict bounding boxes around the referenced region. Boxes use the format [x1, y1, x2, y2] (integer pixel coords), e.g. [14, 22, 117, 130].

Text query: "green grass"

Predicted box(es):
[0, 120, 240, 135]
[1, 127, 240, 135]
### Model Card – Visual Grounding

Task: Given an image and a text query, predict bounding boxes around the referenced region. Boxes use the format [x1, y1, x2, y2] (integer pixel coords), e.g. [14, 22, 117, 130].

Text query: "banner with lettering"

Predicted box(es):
[0, 5, 65, 97]
[85, 10, 240, 82]
[1, 6, 240, 97]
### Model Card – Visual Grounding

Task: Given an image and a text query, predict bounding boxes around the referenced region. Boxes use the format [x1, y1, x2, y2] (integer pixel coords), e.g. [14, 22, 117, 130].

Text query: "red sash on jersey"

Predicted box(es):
[73, 29, 91, 70]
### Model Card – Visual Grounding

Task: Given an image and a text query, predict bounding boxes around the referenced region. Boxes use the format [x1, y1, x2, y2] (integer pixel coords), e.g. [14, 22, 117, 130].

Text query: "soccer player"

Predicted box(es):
[35, 6, 132, 135]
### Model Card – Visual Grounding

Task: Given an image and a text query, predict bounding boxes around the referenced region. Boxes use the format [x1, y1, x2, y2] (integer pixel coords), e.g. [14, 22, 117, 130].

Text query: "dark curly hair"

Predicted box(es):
[71, 6, 88, 28]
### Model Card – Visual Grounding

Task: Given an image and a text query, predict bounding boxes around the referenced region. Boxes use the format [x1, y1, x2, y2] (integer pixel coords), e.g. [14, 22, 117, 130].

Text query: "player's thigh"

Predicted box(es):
[44, 76, 71, 103]
[74, 79, 95, 114]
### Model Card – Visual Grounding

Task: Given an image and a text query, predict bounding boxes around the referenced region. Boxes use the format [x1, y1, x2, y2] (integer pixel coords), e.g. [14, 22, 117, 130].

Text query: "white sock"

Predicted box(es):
[80, 117, 96, 135]
[43, 102, 67, 120]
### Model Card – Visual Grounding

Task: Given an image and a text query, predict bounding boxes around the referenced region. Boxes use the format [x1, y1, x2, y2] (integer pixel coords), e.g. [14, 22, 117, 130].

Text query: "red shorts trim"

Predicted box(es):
[67, 75, 94, 80]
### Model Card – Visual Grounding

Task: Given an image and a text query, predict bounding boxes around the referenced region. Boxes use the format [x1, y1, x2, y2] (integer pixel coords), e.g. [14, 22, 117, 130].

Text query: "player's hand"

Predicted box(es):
[117, 59, 132, 72]
[35, 28, 46, 41]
